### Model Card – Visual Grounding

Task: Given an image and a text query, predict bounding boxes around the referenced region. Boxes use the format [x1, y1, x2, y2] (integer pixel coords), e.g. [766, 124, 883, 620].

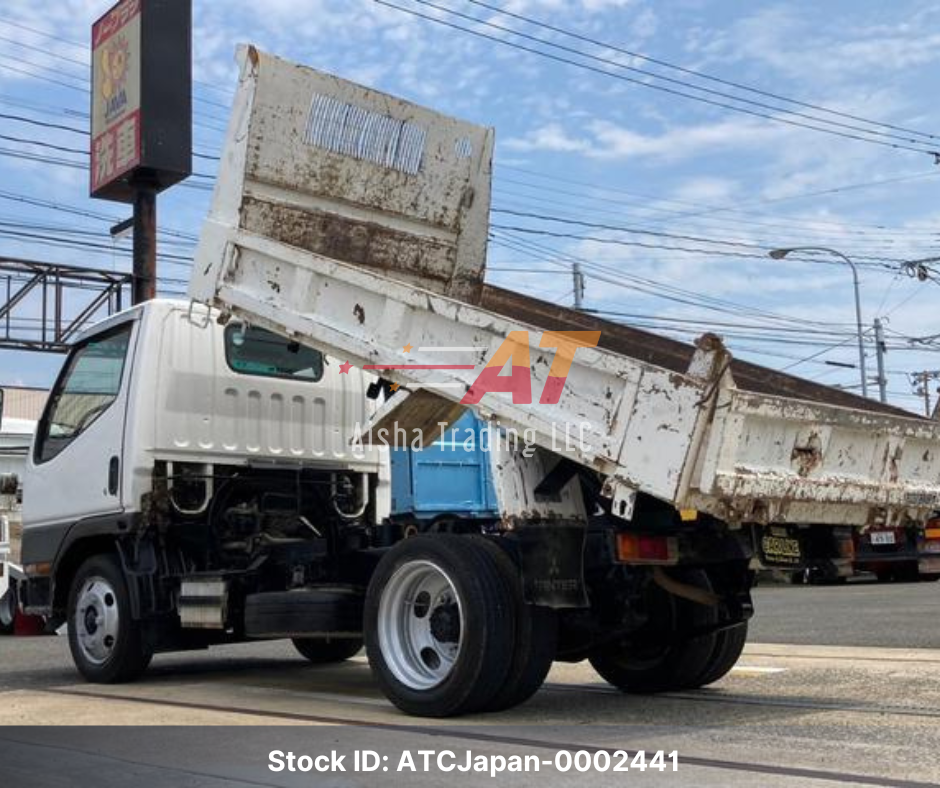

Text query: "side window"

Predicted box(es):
[36, 325, 132, 464]
[224, 324, 324, 382]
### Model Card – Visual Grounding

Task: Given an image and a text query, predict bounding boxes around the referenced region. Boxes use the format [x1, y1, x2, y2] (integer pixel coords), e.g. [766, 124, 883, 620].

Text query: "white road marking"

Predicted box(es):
[731, 665, 788, 675]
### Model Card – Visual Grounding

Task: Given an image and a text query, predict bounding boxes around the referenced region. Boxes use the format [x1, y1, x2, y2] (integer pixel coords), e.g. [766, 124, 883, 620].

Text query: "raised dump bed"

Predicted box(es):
[191, 46, 940, 530]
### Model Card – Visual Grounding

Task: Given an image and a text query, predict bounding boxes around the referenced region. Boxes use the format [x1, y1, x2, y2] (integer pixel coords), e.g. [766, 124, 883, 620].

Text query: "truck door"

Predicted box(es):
[25, 320, 136, 527]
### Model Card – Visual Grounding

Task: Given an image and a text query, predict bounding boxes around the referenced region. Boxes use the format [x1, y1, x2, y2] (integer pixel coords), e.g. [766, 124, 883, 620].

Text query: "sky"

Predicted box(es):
[1, 0, 939, 413]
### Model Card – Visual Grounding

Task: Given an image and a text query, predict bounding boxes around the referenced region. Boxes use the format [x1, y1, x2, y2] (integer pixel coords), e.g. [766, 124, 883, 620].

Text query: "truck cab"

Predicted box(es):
[21, 300, 389, 676]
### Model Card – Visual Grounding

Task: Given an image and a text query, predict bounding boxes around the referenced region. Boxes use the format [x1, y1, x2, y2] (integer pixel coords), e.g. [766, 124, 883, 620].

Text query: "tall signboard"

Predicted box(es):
[90, 0, 192, 302]
[90, 0, 143, 196]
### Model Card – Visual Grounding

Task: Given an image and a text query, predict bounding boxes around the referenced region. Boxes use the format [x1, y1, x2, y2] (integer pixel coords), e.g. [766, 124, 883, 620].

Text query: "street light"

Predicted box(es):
[768, 246, 868, 398]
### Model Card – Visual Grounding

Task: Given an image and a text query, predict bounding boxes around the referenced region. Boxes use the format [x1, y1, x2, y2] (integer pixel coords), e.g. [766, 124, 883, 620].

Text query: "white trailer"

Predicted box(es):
[20, 46, 940, 718]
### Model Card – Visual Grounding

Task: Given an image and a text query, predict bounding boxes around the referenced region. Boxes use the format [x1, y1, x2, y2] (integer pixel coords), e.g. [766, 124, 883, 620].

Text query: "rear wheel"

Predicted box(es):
[472, 537, 557, 712]
[364, 535, 516, 717]
[292, 637, 363, 664]
[697, 622, 748, 686]
[67, 554, 152, 683]
[589, 569, 719, 694]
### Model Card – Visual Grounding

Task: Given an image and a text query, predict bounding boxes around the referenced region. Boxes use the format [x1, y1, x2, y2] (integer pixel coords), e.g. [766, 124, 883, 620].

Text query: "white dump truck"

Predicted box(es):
[19, 47, 940, 717]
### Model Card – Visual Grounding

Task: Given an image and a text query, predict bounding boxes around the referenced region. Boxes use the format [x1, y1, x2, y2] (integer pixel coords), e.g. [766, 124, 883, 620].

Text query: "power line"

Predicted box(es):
[0, 190, 199, 243]
[376, 0, 940, 157]
[0, 139, 217, 180]
[491, 223, 906, 274]
[492, 207, 915, 267]
[0, 111, 220, 161]
[493, 182, 940, 248]
[464, 0, 940, 145]
[497, 165, 940, 237]
[490, 231, 854, 329]
[0, 15, 235, 101]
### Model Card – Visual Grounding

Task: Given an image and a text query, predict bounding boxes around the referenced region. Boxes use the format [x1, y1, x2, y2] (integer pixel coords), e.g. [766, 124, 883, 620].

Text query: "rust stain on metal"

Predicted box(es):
[790, 431, 823, 477]
[888, 444, 903, 483]
[353, 304, 365, 324]
[240, 197, 480, 298]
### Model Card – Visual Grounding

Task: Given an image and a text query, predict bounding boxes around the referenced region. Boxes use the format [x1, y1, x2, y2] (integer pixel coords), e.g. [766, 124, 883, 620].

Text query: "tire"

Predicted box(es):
[697, 622, 748, 687]
[0, 582, 17, 634]
[920, 573, 940, 583]
[472, 537, 557, 712]
[589, 569, 719, 694]
[364, 534, 516, 717]
[244, 587, 363, 638]
[292, 637, 363, 664]
[67, 554, 152, 683]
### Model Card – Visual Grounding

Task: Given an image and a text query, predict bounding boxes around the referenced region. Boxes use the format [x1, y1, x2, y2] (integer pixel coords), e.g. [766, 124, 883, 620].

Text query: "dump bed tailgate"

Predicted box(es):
[688, 389, 940, 525]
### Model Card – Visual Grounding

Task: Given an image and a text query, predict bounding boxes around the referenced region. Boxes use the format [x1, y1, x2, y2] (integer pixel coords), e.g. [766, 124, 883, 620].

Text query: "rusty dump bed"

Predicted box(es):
[481, 285, 916, 420]
[191, 46, 940, 527]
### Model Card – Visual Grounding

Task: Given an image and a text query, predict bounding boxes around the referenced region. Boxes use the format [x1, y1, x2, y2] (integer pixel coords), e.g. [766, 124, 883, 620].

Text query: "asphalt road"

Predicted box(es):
[2, 581, 940, 787]
[750, 577, 940, 648]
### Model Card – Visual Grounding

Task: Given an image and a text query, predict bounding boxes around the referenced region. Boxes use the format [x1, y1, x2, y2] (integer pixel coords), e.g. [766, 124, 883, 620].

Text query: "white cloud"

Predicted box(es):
[503, 0, 636, 13]
[504, 116, 782, 162]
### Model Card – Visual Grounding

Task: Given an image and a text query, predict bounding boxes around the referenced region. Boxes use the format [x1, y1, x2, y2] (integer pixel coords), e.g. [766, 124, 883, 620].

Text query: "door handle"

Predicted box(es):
[108, 456, 120, 496]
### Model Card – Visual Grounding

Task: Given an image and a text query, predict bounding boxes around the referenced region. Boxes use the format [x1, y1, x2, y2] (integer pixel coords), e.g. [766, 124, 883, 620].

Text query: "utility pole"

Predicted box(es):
[873, 318, 887, 404]
[911, 371, 940, 417]
[572, 262, 585, 310]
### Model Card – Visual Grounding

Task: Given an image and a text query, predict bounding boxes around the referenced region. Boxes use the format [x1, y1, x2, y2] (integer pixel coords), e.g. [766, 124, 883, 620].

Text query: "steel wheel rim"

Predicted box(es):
[74, 575, 120, 665]
[377, 559, 464, 690]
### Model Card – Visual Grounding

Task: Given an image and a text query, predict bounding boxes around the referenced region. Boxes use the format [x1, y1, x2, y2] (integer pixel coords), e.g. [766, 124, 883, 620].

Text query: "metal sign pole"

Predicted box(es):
[132, 185, 156, 304]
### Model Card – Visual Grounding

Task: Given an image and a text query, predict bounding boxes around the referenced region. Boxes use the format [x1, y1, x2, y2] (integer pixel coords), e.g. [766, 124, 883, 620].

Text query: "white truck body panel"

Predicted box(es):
[190, 46, 940, 528]
[24, 300, 390, 528]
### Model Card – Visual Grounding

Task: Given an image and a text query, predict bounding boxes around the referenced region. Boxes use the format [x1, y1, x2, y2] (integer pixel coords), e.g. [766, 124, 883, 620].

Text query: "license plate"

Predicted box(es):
[760, 534, 802, 565]
[870, 531, 896, 545]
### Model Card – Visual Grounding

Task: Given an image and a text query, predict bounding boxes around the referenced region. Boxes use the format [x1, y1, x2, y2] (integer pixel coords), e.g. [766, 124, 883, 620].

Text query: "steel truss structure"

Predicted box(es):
[0, 258, 133, 353]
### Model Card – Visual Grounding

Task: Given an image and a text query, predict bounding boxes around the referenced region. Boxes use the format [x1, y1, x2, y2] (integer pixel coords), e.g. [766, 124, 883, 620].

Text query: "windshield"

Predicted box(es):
[36, 325, 131, 463]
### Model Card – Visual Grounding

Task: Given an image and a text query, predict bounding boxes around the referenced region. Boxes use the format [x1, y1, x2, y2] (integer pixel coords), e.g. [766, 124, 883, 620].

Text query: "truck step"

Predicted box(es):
[179, 577, 228, 630]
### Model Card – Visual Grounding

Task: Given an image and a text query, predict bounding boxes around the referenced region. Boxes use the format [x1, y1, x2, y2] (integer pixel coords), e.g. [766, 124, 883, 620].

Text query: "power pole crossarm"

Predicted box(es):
[911, 371, 940, 417]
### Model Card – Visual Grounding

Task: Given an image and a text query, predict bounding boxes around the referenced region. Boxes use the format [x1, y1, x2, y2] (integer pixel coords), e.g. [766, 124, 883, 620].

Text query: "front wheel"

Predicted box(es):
[0, 582, 17, 634]
[67, 554, 152, 683]
[292, 637, 363, 664]
[364, 535, 516, 717]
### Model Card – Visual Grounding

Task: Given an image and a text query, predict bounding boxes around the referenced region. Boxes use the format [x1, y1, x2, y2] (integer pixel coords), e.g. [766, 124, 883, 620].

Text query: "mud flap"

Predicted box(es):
[513, 523, 587, 608]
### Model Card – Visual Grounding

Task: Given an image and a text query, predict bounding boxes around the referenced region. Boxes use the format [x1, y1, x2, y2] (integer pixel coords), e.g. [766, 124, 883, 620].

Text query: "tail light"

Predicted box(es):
[923, 518, 940, 553]
[837, 533, 855, 560]
[615, 533, 679, 565]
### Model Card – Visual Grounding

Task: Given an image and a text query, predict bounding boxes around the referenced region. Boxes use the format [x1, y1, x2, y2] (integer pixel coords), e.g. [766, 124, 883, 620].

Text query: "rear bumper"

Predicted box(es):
[919, 556, 940, 575]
